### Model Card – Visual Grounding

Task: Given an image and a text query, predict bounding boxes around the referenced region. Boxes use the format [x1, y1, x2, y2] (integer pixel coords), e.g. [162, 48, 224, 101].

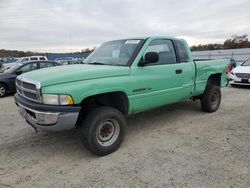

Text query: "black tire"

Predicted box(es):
[200, 85, 221, 112]
[79, 107, 126, 156]
[230, 84, 237, 88]
[0, 83, 7, 98]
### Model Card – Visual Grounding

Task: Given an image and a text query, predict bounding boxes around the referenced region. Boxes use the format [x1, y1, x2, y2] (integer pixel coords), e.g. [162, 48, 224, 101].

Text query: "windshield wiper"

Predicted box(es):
[88, 62, 105, 65]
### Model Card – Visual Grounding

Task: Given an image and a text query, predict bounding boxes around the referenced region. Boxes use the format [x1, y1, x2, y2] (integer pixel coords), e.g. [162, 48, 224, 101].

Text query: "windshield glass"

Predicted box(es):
[84, 39, 143, 66]
[241, 59, 250, 66]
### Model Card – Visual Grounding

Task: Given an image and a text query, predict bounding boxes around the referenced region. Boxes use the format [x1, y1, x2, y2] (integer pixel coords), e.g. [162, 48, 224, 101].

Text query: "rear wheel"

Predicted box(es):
[230, 84, 237, 88]
[200, 85, 221, 112]
[79, 107, 126, 156]
[0, 83, 7, 98]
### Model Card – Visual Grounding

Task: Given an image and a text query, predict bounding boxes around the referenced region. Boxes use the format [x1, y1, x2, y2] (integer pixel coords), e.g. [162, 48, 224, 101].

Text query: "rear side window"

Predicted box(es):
[39, 62, 54, 69]
[144, 39, 177, 65]
[39, 57, 46, 60]
[30, 57, 38, 60]
[175, 40, 189, 62]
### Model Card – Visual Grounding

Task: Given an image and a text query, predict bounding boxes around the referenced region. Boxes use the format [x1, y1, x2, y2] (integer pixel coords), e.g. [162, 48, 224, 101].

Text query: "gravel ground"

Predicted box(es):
[0, 86, 249, 188]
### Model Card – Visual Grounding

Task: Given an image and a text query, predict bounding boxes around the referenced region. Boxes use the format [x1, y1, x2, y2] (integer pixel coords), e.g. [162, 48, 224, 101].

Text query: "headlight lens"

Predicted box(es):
[231, 71, 235, 75]
[42, 94, 74, 105]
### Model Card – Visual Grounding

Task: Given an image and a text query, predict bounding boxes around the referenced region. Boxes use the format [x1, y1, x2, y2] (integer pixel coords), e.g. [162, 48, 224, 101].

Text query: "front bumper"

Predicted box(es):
[228, 73, 250, 85]
[14, 93, 81, 131]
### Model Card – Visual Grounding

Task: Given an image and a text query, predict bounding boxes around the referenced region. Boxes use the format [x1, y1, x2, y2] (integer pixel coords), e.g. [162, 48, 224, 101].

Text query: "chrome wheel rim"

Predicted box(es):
[96, 119, 120, 147]
[0, 86, 5, 97]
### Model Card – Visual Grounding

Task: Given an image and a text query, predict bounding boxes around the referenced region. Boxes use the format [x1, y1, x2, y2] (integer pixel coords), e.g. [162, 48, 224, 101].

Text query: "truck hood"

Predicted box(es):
[21, 64, 130, 87]
[233, 66, 250, 73]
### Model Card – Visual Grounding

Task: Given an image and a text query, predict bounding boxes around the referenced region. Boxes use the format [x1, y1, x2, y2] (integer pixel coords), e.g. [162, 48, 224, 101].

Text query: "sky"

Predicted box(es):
[0, 0, 249, 52]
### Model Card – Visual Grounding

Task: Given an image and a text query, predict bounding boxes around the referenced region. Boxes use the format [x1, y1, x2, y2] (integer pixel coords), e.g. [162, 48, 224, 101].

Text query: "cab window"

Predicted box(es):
[174, 40, 189, 62]
[144, 39, 177, 65]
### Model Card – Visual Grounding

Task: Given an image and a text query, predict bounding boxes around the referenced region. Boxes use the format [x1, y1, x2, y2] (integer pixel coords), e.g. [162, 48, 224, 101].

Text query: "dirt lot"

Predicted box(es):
[0, 87, 249, 188]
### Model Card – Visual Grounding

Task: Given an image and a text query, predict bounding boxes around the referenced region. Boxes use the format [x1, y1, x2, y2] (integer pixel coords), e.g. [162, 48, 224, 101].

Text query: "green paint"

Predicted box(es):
[22, 36, 229, 114]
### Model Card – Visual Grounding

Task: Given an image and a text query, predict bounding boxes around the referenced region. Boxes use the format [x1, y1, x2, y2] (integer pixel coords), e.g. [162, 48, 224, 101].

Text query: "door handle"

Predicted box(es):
[175, 69, 182, 74]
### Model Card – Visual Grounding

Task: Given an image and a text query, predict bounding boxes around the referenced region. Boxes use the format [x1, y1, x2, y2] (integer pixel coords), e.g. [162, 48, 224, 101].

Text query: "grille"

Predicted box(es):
[235, 73, 250, 79]
[23, 82, 37, 90]
[16, 78, 41, 103]
[16, 79, 21, 86]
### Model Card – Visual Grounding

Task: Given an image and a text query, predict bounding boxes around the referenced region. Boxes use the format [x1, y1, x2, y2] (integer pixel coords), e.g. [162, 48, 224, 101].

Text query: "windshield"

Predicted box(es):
[84, 39, 143, 66]
[241, 59, 250, 66]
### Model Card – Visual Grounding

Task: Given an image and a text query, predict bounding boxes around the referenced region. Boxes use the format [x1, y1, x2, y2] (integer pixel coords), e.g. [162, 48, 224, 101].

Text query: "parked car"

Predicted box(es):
[15, 36, 230, 156]
[0, 57, 19, 72]
[0, 60, 60, 98]
[228, 58, 250, 86]
[2, 62, 19, 71]
[0, 57, 19, 64]
[1, 56, 49, 70]
[0, 64, 3, 73]
[59, 60, 83, 65]
[16, 56, 47, 63]
[55, 57, 84, 65]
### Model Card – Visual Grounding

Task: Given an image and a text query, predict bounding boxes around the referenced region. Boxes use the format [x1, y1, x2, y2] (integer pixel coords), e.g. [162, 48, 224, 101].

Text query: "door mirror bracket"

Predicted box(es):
[139, 52, 159, 66]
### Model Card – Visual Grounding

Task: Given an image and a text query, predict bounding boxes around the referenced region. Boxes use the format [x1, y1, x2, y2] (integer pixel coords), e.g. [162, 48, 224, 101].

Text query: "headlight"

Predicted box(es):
[231, 71, 235, 75]
[42, 94, 74, 105]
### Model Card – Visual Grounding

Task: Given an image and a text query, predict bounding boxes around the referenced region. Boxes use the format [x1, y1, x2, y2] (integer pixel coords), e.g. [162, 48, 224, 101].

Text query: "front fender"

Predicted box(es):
[41, 76, 131, 105]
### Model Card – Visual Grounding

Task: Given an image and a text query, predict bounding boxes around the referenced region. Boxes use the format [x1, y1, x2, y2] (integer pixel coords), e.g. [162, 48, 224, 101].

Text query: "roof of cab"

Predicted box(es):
[125, 36, 180, 40]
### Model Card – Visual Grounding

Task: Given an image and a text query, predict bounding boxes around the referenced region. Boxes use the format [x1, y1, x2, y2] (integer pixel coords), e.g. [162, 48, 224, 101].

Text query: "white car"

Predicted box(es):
[16, 56, 47, 63]
[228, 58, 250, 86]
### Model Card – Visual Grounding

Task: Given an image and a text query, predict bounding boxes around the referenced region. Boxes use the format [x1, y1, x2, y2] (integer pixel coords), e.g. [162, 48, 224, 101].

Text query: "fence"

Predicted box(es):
[192, 48, 250, 65]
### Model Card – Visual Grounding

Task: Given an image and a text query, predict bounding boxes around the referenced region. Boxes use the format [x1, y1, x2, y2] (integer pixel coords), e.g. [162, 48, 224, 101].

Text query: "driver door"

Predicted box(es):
[130, 39, 184, 113]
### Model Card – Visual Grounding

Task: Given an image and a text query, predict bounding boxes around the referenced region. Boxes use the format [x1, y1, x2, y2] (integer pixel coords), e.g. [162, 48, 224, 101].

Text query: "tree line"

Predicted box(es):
[0, 49, 45, 58]
[1, 34, 250, 57]
[190, 34, 250, 51]
[0, 48, 93, 58]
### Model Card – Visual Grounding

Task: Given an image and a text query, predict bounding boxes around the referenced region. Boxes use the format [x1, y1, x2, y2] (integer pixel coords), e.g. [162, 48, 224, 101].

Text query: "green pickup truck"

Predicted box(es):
[15, 36, 229, 156]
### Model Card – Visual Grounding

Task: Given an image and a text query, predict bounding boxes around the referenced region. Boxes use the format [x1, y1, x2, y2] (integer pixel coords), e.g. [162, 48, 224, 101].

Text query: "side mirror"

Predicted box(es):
[16, 70, 23, 75]
[140, 52, 159, 66]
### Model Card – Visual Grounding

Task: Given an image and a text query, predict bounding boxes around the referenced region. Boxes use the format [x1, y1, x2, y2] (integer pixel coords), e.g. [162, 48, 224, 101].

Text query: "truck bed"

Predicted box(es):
[194, 59, 229, 96]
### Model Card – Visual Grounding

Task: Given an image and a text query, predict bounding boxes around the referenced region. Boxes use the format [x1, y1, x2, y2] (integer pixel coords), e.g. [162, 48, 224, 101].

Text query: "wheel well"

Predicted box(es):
[207, 74, 222, 87]
[79, 91, 129, 116]
[76, 92, 129, 127]
[0, 82, 8, 91]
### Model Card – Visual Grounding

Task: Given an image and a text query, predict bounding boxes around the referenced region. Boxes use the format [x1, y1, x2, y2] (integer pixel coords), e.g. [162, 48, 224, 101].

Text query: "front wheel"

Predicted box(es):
[79, 107, 126, 156]
[0, 83, 7, 98]
[200, 85, 221, 112]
